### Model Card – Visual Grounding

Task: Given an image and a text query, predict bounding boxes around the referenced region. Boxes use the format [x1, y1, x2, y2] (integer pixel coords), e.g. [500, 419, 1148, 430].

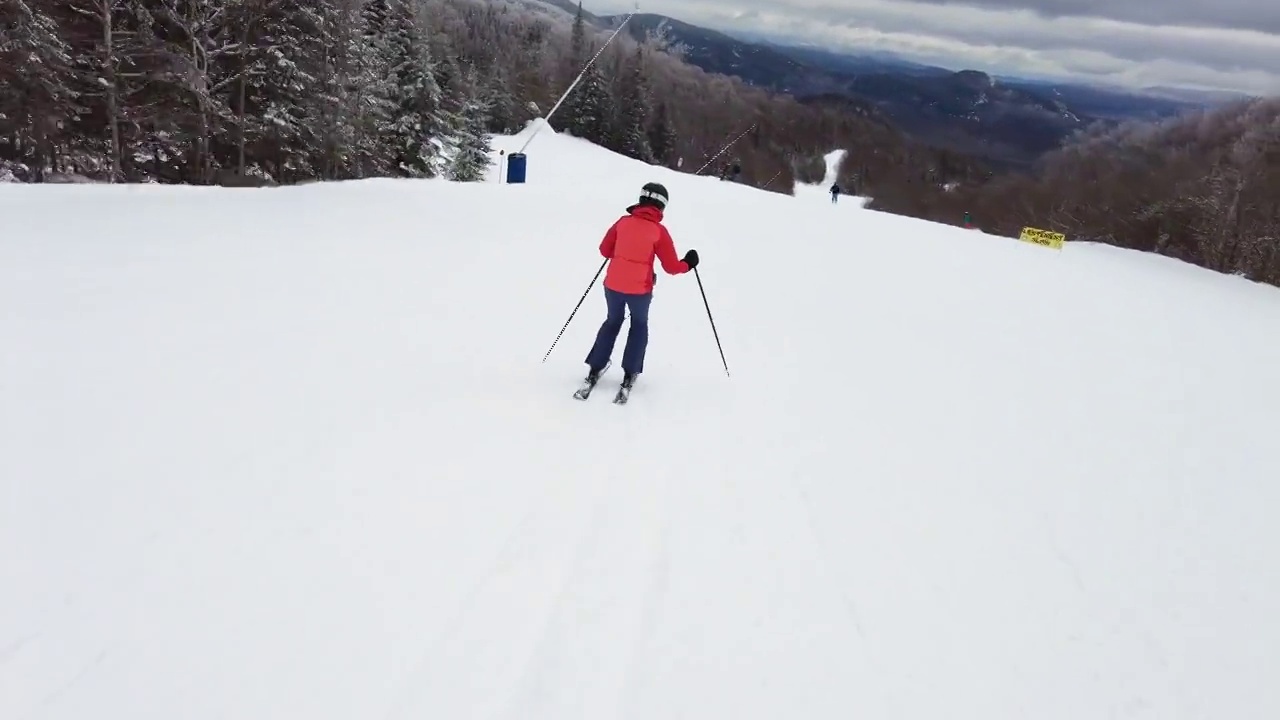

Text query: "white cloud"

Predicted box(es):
[589, 0, 1280, 94]
[902, 0, 1280, 35]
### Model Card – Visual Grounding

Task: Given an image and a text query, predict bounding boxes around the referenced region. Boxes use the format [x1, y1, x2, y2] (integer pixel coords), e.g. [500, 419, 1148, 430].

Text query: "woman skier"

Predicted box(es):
[581, 182, 698, 393]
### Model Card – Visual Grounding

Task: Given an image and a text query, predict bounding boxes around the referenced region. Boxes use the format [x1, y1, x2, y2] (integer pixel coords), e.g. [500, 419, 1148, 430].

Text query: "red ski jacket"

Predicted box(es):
[599, 205, 689, 295]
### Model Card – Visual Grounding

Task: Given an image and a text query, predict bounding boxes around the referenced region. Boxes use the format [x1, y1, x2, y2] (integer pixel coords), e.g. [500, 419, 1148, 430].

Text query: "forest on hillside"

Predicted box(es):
[875, 99, 1280, 286]
[2, 0, 493, 184]
[0, 0, 981, 193]
[3, 0, 1277, 286]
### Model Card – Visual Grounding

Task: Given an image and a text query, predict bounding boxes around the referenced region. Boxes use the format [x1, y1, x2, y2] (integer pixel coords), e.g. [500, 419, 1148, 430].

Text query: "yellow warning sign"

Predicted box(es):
[1019, 226, 1066, 249]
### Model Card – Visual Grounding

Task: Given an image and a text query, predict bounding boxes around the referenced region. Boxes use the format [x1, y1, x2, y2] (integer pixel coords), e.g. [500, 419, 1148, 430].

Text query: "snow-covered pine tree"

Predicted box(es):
[215, 0, 298, 181]
[479, 61, 518, 134]
[381, 0, 448, 177]
[363, 0, 389, 33]
[448, 98, 492, 181]
[252, 0, 328, 182]
[648, 102, 677, 166]
[563, 1, 586, 88]
[0, 0, 78, 181]
[447, 67, 492, 182]
[612, 45, 652, 162]
[301, 0, 363, 180]
[342, 0, 386, 178]
[561, 47, 611, 145]
[556, 0, 599, 141]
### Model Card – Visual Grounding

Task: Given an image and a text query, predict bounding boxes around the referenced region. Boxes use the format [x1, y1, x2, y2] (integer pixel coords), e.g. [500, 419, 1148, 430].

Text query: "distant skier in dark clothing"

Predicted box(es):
[583, 182, 698, 391]
[830, 183, 841, 203]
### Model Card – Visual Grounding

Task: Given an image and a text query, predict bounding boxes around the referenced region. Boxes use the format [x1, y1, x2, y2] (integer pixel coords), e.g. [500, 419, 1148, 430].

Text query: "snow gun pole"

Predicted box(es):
[543, 259, 608, 363]
[694, 267, 730, 377]
[694, 123, 756, 176]
[518, 10, 636, 155]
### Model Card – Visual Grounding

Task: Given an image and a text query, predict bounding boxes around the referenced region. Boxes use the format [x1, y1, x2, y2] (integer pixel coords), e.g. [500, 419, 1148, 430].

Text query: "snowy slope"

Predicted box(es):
[793, 148, 868, 206]
[4, 120, 1280, 720]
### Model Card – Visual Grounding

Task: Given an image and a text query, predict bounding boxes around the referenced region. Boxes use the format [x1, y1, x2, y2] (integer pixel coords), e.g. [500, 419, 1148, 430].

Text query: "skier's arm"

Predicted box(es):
[599, 222, 619, 258]
[655, 227, 689, 274]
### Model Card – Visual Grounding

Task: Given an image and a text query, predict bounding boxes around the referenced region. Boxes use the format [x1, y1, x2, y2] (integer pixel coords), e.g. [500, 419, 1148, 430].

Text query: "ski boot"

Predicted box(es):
[613, 372, 637, 404]
[573, 360, 610, 400]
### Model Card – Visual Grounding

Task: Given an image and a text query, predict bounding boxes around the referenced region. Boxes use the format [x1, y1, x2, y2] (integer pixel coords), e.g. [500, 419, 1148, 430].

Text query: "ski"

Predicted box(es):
[573, 361, 610, 400]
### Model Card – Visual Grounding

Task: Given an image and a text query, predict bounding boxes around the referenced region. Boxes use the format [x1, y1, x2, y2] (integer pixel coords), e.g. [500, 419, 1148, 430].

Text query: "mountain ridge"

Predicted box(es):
[539, 1, 1240, 166]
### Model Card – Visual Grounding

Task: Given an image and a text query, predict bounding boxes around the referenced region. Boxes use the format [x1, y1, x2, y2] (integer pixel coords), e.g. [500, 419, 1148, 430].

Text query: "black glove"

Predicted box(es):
[682, 249, 699, 269]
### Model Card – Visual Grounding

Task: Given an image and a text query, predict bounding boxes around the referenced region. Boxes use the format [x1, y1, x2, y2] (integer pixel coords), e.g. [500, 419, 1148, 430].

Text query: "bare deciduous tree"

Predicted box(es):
[897, 98, 1280, 286]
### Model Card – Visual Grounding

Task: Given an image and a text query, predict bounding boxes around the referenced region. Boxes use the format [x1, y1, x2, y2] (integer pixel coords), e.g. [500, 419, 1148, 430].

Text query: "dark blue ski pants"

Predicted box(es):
[585, 287, 652, 374]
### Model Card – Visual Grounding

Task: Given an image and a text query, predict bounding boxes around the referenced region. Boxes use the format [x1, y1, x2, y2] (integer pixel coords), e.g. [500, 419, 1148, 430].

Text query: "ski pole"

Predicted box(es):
[543, 259, 607, 363]
[693, 267, 730, 377]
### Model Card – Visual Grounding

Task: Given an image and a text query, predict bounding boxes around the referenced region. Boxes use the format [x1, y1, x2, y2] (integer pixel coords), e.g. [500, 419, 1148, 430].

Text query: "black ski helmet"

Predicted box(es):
[638, 182, 669, 210]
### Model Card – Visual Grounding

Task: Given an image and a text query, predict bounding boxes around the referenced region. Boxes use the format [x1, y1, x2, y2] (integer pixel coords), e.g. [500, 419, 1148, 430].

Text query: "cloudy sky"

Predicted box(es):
[590, 0, 1280, 95]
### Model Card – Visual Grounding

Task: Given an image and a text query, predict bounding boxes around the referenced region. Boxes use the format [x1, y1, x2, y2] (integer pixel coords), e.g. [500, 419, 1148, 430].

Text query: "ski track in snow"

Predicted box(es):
[3, 119, 1280, 719]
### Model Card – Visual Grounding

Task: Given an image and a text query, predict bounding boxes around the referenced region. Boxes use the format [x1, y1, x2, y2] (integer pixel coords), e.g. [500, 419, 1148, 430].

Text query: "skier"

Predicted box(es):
[830, 182, 841, 203]
[582, 182, 698, 392]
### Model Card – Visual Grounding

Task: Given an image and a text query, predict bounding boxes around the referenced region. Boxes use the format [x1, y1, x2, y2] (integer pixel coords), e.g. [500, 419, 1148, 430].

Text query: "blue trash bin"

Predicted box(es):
[506, 153, 527, 184]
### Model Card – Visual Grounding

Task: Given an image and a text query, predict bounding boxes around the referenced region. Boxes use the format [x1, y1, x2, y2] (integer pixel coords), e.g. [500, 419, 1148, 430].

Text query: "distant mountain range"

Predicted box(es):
[531, 1, 1246, 167]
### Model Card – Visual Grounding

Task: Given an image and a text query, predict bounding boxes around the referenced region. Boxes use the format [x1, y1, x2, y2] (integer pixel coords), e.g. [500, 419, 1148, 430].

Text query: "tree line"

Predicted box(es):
[1, 0, 984, 195]
[873, 98, 1280, 286]
[1, 0, 490, 184]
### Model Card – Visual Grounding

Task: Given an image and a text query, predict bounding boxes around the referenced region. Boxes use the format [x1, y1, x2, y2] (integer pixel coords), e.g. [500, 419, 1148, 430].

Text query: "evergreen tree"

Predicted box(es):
[557, 1, 606, 142]
[125, 0, 243, 183]
[363, 0, 390, 35]
[256, 0, 329, 182]
[648, 102, 677, 166]
[562, 47, 611, 144]
[0, 0, 77, 180]
[564, 1, 586, 86]
[345, 0, 391, 178]
[448, 83, 492, 182]
[612, 46, 652, 162]
[382, 0, 448, 177]
[301, 0, 360, 179]
[480, 63, 518, 134]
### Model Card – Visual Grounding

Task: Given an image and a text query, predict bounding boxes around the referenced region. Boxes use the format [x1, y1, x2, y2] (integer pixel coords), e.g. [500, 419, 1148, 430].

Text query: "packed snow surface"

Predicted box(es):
[4, 121, 1280, 719]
